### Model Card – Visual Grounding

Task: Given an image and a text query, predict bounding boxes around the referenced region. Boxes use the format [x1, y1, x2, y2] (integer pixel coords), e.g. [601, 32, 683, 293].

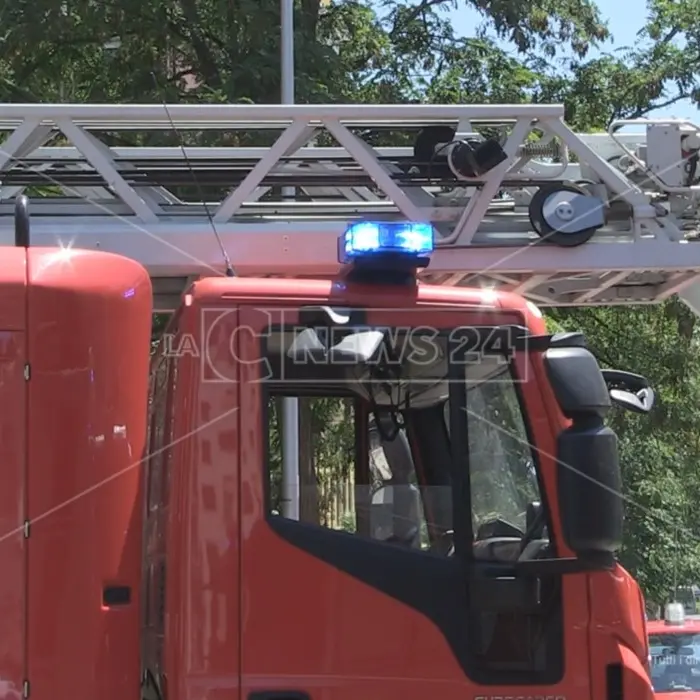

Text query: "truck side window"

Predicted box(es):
[265, 393, 449, 554]
[267, 395, 358, 531]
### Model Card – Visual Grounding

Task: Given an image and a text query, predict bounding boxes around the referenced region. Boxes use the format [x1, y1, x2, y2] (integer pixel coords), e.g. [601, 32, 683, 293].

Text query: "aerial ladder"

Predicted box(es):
[0, 102, 699, 314]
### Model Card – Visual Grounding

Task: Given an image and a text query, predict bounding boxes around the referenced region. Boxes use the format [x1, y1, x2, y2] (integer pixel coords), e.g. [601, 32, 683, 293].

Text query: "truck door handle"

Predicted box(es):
[249, 693, 310, 700]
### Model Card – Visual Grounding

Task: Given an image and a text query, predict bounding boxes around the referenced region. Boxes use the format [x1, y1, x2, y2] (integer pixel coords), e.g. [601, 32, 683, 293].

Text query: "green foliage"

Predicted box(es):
[3, 0, 697, 127]
[549, 303, 700, 602]
[5, 0, 700, 604]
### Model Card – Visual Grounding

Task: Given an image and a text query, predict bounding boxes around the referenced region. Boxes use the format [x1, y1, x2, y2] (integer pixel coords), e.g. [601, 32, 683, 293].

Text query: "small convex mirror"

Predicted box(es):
[609, 387, 654, 414]
[601, 369, 655, 414]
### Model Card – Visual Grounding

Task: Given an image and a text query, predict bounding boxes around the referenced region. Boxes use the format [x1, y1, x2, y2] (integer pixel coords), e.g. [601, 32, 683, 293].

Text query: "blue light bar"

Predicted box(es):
[340, 221, 435, 265]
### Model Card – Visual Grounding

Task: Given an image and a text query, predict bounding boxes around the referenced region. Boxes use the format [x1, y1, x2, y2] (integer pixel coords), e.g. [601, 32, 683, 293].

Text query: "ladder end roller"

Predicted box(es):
[14, 194, 30, 248]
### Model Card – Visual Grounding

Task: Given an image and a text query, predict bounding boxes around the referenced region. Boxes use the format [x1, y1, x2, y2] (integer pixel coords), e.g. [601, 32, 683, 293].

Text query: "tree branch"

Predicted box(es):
[626, 92, 691, 119]
[169, 1, 223, 89]
[389, 0, 449, 38]
[660, 27, 680, 45]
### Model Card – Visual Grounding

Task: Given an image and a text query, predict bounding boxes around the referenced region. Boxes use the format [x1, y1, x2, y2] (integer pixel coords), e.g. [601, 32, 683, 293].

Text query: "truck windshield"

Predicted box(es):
[650, 633, 700, 693]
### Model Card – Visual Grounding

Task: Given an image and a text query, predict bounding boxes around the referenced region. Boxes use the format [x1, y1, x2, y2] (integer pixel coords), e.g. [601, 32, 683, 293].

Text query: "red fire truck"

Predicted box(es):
[0, 200, 654, 700]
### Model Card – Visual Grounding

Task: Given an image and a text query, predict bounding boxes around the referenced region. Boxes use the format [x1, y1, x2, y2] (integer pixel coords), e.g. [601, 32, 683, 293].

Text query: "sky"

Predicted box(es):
[448, 0, 698, 120]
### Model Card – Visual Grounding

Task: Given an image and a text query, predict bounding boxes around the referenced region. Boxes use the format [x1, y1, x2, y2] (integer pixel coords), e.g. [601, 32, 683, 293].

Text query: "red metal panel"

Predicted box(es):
[25, 249, 152, 700]
[0, 248, 26, 330]
[0, 330, 26, 700]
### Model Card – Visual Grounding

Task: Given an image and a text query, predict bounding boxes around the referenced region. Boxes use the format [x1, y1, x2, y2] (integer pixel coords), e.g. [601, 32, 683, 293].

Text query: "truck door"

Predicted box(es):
[0, 329, 26, 700]
[236, 303, 578, 699]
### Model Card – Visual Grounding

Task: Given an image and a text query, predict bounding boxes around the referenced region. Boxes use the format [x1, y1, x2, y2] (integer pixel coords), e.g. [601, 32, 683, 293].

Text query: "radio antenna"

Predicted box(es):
[151, 72, 235, 277]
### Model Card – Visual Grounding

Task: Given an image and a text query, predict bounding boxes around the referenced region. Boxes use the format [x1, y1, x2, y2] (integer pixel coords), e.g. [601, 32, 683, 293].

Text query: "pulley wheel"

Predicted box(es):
[528, 183, 598, 247]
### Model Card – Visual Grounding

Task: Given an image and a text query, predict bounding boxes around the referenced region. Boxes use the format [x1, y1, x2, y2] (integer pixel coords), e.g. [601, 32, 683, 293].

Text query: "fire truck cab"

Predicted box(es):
[142, 222, 654, 700]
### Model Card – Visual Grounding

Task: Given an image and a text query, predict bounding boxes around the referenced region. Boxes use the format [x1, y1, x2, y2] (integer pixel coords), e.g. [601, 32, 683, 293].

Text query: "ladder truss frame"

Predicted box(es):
[0, 102, 699, 313]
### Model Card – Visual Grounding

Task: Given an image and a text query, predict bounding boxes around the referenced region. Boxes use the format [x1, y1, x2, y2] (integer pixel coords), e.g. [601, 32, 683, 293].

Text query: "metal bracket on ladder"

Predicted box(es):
[1, 102, 700, 313]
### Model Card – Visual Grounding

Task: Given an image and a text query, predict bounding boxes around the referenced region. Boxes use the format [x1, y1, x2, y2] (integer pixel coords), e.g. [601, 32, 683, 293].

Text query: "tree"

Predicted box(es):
[0, 0, 612, 105]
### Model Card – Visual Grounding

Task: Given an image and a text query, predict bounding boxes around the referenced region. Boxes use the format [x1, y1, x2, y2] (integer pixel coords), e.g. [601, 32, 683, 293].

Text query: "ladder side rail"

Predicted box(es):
[0, 218, 696, 273]
[0, 215, 697, 311]
[22, 146, 417, 160]
[0, 102, 567, 128]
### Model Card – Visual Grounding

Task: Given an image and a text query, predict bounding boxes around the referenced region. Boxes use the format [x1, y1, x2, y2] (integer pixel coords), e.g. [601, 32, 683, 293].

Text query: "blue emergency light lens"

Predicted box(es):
[341, 221, 434, 263]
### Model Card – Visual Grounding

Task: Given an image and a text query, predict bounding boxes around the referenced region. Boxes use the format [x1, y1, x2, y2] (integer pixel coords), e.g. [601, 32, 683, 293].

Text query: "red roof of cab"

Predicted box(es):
[648, 618, 700, 634]
[187, 276, 512, 305]
[0, 247, 153, 330]
[180, 277, 549, 338]
[184, 277, 545, 330]
[27, 247, 147, 295]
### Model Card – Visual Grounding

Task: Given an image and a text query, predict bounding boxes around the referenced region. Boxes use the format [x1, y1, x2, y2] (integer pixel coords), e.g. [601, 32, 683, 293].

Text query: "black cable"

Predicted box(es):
[150, 72, 235, 277]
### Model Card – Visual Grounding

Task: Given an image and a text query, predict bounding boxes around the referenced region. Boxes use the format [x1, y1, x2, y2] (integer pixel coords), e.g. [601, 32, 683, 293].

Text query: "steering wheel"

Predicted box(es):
[383, 525, 420, 546]
[669, 682, 692, 692]
[383, 527, 459, 556]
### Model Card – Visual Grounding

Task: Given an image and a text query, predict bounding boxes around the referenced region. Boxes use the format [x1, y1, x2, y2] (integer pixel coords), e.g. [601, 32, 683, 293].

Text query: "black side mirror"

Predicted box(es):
[557, 424, 623, 555]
